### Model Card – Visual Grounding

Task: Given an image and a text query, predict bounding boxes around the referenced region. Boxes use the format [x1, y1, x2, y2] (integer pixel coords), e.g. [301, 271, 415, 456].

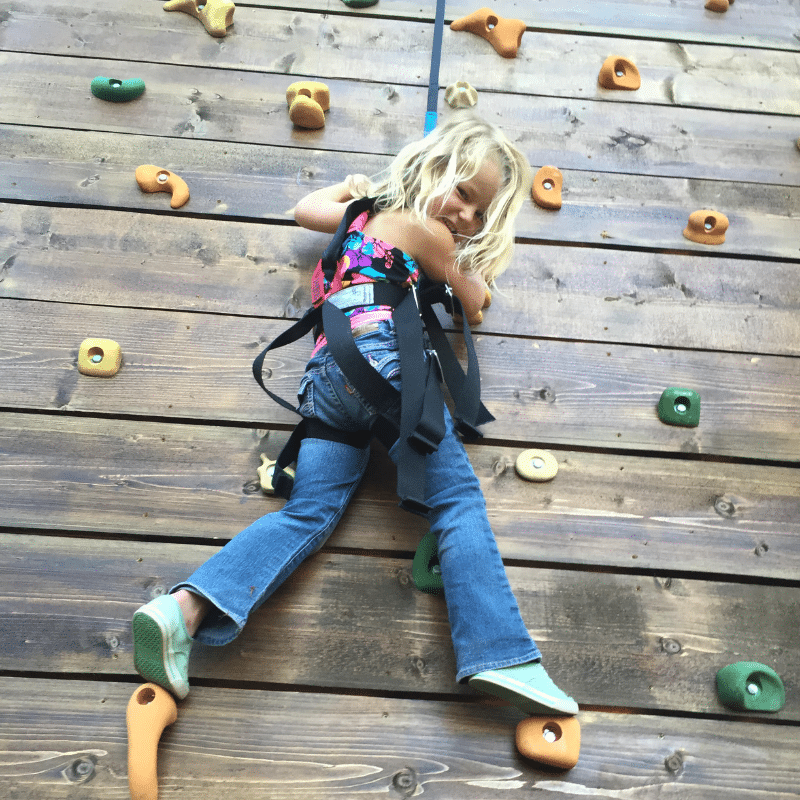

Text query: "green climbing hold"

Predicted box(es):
[657, 387, 700, 427]
[341, 0, 379, 7]
[716, 662, 785, 712]
[412, 531, 444, 594]
[91, 76, 146, 103]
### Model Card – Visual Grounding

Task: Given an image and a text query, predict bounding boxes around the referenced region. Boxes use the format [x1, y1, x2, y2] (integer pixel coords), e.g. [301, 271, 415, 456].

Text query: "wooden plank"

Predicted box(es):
[2, 534, 798, 717]
[5, 0, 799, 115]
[2, 677, 799, 799]
[2, 127, 799, 260]
[1, 298, 798, 460]
[2, 52, 799, 186]
[2, 413, 799, 578]
[2, 203, 799, 355]
[258, 0, 800, 50]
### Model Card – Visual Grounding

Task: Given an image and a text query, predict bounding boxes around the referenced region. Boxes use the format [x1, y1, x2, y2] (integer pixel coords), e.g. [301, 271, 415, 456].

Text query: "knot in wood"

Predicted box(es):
[713, 496, 736, 518]
[539, 386, 556, 403]
[392, 767, 418, 797]
[664, 751, 684, 775]
[754, 541, 769, 557]
[659, 637, 682, 655]
[64, 756, 97, 783]
[492, 458, 508, 476]
[242, 479, 262, 495]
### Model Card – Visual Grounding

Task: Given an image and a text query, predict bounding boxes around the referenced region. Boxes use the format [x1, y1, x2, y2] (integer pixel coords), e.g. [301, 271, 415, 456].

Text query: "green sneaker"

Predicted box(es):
[468, 661, 579, 716]
[132, 594, 192, 700]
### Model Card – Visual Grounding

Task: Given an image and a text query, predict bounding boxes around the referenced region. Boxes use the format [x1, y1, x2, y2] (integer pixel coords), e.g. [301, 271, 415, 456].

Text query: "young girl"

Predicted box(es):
[132, 112, 578, 718]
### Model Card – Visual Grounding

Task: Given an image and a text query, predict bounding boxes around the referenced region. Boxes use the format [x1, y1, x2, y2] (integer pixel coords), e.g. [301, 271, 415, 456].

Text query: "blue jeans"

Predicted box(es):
[174, 320, 540, 681]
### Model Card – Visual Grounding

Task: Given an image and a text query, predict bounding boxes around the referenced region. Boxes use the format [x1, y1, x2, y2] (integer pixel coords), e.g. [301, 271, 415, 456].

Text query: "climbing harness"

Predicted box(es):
[252, 197, 494, 516]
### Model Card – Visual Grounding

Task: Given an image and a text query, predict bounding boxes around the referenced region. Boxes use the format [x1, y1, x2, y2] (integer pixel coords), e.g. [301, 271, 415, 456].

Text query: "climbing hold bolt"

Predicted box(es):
[78, 338, 122, 377]
[135, 165, 190, 209]
[598, 56, 641, 90]
[657, 388, 700, 427]
[516, 716, 581, 770]
[515, 449, 559, 482]
[286, 81, 331, 130]
[127, 683, 178, 800]
[445, 81, 478, 109]
[716, 662, 785, 712]
[531, 166, 563, 210]
[91, 77, 146, 102]
[163, 0, 235, 38]
[450, 8, 526, 59]
[683, 209, 729, 245]
[412, 531, 444, 594]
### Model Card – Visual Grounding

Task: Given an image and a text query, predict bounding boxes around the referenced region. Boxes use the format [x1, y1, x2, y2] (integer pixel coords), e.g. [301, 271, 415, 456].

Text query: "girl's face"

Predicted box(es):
[430, 157, 503, 241]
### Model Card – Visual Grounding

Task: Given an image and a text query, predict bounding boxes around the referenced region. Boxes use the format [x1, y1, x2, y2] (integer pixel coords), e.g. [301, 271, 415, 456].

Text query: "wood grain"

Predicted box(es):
[4, 0, 799, 114]
[1, 536, 798, 717]
[3, 126, 799, 259]
[2, 203, 799, 355]
[2, 413, 798, 577]
[1, 298, 798, 460]
[2, 677, 799, 798]
[2, 51, 799, 186]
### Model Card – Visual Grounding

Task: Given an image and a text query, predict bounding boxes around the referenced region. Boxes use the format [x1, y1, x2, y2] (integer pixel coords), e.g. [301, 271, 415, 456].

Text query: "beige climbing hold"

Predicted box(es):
[516, 716, 581, 770]
[515, 449, 558, 482]
[286, 81, 330, 129]
[445, 81, 478, 109]
[135, 165, 190, 209]
[257, 454, 295, 494]
[683, 209, 729, 245]
[705, 0, 731, 11]
[598, 56, 641, 90]
[531, 166, 563, 210]
[127, 683, 178, 800]
[78, 338, 122, 377]
[163, 0, 235, 38]
[450, 8, 526, 59]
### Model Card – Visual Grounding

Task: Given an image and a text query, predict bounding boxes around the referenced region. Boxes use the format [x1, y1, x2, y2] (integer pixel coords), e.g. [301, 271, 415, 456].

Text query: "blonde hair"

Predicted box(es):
[369, 111, 531, 284]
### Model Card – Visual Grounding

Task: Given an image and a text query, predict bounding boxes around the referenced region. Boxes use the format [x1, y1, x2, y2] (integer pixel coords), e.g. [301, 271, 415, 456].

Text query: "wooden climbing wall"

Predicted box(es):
[0, 0, 799, 796]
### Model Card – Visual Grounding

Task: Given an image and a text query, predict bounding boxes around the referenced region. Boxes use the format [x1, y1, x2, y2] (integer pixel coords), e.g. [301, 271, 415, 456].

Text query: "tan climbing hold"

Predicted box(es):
[445, 81, 478, 109]
[705, 0, 731, 11]
[286, 81, 330, 129]
[127, 683, 178, 800]
[516, 716, 581, 770]
[683, 209, 729, 245]
[257, 454, 295, 494]
[163, 0, 235, 38]
[135, 165, 190, 209]
[78, 338, 122, 377]
[531, 166, 563, 210]
[515, 449, 558, 482]
[598, 56, 641, 90]
[450, 8, 526, 59]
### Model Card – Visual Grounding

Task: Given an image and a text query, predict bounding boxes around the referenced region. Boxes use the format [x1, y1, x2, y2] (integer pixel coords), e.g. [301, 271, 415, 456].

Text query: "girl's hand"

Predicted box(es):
[345, 174, 371, 199]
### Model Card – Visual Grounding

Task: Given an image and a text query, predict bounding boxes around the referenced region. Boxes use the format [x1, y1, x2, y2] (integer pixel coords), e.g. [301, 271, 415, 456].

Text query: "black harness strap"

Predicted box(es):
[252, 197, 494, 515]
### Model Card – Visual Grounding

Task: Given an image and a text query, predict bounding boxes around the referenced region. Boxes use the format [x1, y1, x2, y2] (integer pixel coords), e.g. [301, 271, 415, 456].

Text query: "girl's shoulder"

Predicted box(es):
[362, 209, 455, 267]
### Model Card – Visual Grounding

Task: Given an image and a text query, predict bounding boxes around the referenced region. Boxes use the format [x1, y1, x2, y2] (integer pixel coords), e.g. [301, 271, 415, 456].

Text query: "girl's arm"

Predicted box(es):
[292, 174, 371, 233]
[413, 220, 490, 325]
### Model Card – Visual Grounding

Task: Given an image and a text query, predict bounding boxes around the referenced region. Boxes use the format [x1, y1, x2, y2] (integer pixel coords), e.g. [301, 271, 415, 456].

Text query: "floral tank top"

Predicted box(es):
[311, 209, 420, 353]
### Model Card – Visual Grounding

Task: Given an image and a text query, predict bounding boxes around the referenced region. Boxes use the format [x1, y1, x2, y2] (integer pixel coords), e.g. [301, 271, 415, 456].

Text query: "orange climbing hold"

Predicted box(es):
[127, 683, 178, 800]
[531, 166, 563, 210]
[598, 56, 641, 90]
[683, 209, 729, 245]
[516, 715, 581, 770]
[450, 8, 526, 59]
[135, 165, 190, 209]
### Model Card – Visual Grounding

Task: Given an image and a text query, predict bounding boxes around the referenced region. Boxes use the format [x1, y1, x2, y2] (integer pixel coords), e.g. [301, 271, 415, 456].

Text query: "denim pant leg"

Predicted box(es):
[174, 435, 370, 646]
[419, 409, 541, 682]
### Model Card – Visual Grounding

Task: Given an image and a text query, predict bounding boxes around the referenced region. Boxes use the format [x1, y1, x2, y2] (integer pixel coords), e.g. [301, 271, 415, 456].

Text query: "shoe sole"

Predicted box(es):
[469, 673, 578, 716]
[132, 605, 188, 699]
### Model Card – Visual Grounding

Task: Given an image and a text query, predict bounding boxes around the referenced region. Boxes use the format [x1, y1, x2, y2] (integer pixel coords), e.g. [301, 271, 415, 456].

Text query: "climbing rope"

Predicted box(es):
[424, 0, 447, 134]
